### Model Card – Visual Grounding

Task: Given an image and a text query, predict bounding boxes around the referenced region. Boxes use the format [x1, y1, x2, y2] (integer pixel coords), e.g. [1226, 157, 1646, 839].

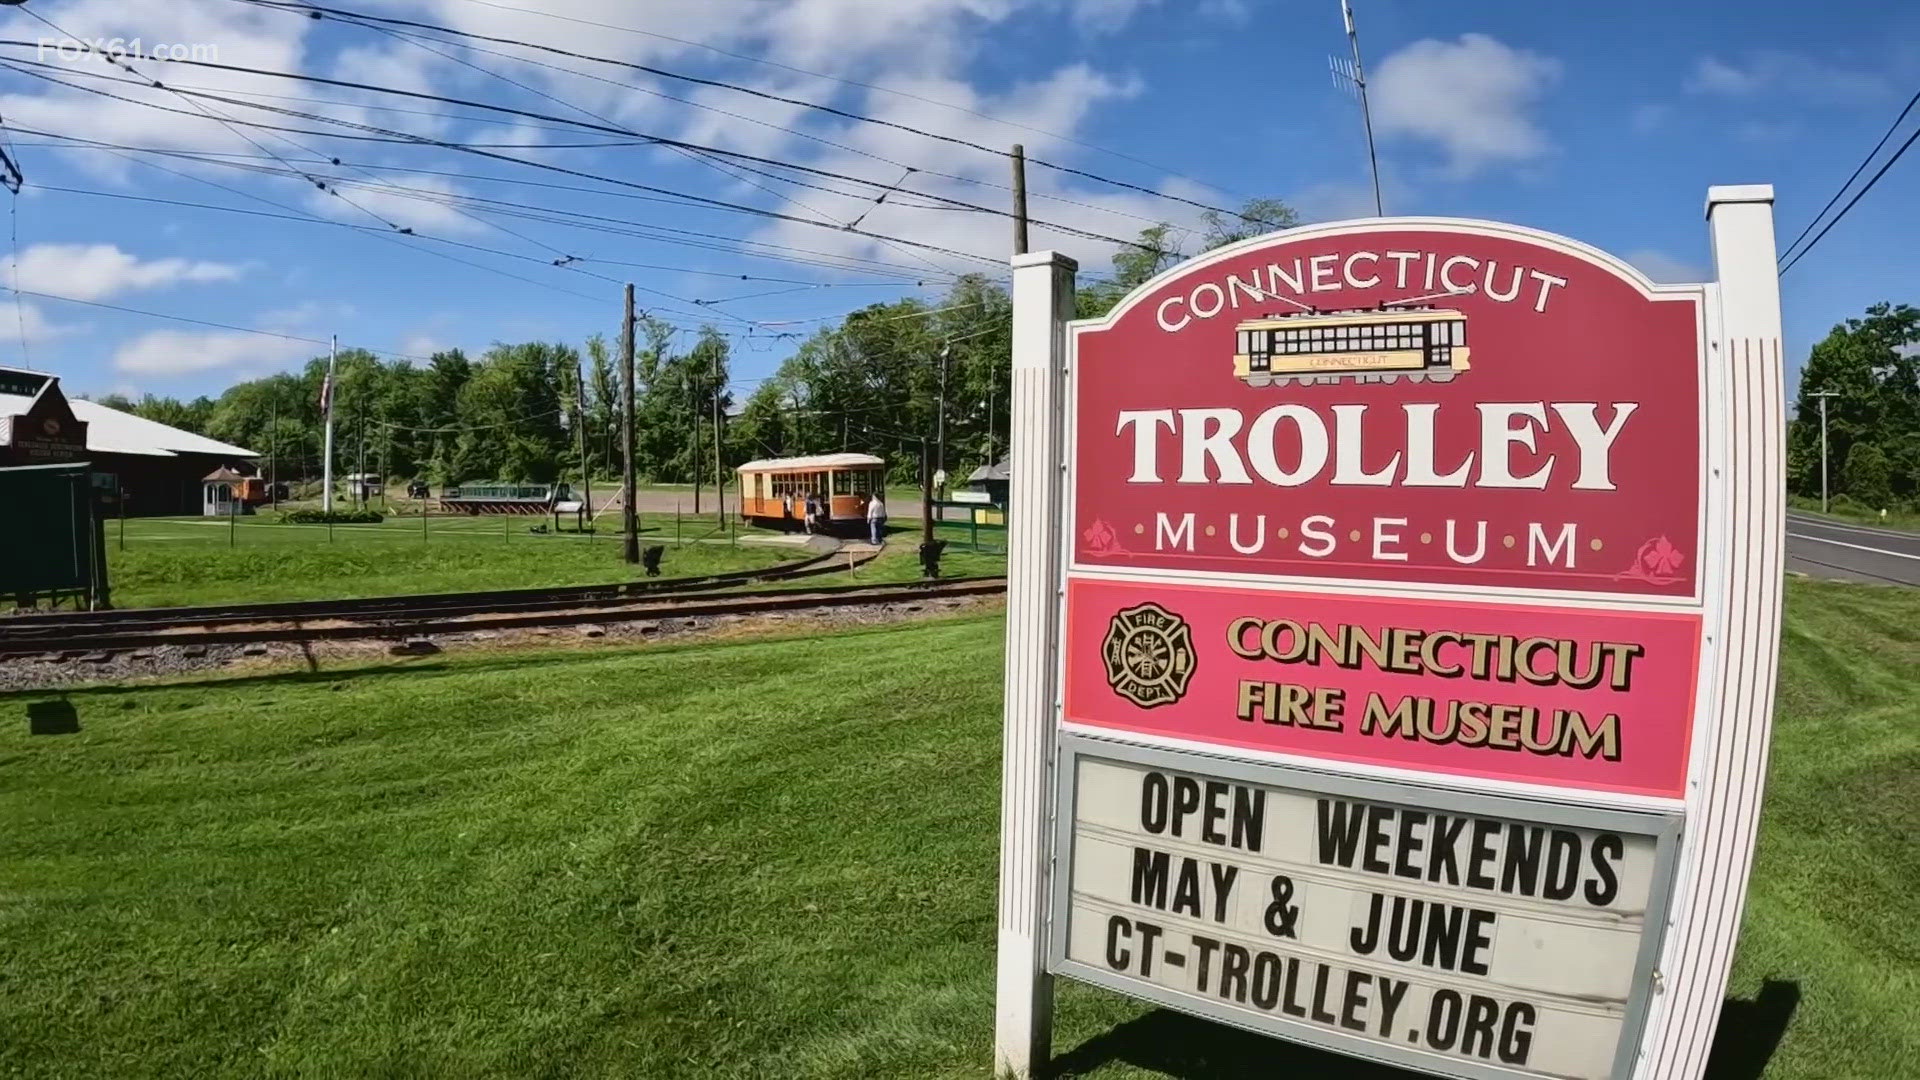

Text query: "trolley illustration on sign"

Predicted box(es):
[1232, 304, 1470, 387]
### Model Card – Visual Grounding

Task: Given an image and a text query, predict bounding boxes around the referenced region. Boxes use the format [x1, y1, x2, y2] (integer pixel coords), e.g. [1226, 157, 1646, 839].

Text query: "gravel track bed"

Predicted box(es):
[0, 597, 1000, 693]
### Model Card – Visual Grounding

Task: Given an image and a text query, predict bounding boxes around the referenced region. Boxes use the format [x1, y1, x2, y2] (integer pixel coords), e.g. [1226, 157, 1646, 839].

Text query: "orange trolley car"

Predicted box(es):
[736, 453, 886, 532]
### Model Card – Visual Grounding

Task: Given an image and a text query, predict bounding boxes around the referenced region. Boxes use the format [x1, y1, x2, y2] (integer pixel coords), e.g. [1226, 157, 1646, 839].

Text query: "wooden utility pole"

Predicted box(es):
[920, 437, 934, 545]
[573, 356, 593, 536]
[621, 283, 639, 563]
[711, 348, 724, 527]
[936, 342, 950, 499]
[1011, 144, 1030, 255]
[690, 368, 702, 516]
[268, 392, 278, 510]
[355, 400, 367, 510]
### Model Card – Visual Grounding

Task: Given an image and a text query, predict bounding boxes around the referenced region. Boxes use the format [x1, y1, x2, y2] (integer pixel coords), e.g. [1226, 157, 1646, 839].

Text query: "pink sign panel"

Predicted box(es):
[1070, 226, 1704, 598]
[1064, 578, 1701, 798]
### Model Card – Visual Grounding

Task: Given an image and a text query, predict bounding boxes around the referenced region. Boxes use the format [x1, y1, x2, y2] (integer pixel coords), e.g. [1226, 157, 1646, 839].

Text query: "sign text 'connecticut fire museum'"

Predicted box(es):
[995, 190, 1785, 1080]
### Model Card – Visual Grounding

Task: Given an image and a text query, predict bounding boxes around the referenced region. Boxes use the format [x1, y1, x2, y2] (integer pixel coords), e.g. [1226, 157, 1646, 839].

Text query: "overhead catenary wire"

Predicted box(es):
[18, 127, 955, 297]
[1779, 112, 1920, 275]
[13, 6, 413, 235]
[4, 286, 435, 360]
[0, 54, 1019, 269]
[1778, 85, 1920, 269]
[349, 21, 967, 280]
[319, 13, 1180, 233]
[433, 0, 1254, 198]
[225, 0, 1278, 228]
[10, 127, 958, 282]
[0, 46, 1155, 253]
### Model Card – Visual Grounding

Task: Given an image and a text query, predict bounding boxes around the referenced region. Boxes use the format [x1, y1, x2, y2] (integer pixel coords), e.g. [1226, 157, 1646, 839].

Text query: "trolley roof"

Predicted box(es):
[736, 452, 885, 473]
[1235, 306, 1466, 330]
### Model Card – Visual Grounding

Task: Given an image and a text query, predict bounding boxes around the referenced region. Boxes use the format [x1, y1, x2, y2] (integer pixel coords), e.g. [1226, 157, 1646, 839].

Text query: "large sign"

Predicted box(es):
[996, 192, 1785, 1080]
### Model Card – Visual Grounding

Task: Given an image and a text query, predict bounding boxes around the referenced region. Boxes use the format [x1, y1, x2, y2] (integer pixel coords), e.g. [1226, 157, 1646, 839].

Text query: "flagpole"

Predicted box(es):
[1342, 0, 1385, 216]
[321, 334, 337, 513]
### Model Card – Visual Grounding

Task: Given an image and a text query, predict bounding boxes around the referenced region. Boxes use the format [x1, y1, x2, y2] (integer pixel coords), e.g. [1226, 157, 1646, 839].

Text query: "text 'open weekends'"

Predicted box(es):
[1063, 757, 1667, 1080]
[1071, 227, 1705, 598]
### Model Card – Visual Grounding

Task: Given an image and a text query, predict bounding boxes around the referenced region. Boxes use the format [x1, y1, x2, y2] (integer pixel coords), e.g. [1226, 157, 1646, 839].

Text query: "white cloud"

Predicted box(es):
[5, 244, 243, 302]
[1071, 0, 1160, 35]
[1371, 34, 1562, 178]
[1684, 51, 1889, 104]
[1196, 0, 1251, 24]
[111, 329, 312, 377]
[400, 333, 450, 358]
[1734, 119, 1799, 143]
[1, 300, 77, 344]
[257, 300, 359, 333]
[1686, 57, 1762, 96]
[1625, 249, 1705, 285]
[1289, 177, 1406, 222]
[736, 63, 1172, 279]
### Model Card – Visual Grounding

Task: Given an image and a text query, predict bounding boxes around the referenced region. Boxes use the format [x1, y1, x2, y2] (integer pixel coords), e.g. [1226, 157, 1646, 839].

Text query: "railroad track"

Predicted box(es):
[3, 546, 868, 633]
[0, 575, 1007, 657]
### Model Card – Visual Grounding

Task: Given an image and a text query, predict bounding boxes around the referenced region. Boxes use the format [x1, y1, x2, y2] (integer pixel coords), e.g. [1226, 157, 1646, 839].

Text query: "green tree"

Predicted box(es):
[1788, 302, 1920, 505]
[1843, 441, 1894, 509]
[1080, 196, 1298, 319]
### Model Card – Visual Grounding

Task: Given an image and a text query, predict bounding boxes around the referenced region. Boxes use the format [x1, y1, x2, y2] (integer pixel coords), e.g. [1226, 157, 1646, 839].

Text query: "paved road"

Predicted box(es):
[1786, 513, 1920, 587]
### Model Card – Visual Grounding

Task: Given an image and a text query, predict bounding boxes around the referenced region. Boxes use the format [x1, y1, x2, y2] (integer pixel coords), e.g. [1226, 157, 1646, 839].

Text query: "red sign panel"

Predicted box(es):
[1064, 578, 1701, 799]
[1070, 226, 1704, 598]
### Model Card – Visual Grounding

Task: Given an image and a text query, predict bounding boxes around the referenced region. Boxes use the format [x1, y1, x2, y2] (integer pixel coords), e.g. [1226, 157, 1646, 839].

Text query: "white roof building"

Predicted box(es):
[0, 368, 254, 460]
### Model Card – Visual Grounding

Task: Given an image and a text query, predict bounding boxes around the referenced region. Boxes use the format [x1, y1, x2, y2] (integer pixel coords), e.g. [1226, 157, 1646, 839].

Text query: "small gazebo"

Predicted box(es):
[201, 466, 248, 517]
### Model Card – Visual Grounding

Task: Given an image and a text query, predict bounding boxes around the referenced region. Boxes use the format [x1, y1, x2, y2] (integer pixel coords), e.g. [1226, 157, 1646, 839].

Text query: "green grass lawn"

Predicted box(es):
[102, 515, 801, 608]
[1, 578, 1914, 1078]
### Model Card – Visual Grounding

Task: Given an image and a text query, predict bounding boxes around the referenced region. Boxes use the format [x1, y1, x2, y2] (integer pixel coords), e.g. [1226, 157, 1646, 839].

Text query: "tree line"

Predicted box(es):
[93, 199, 1297, 494]
[97, 199, 1914, 513]
[1786, 302, 1920, 512]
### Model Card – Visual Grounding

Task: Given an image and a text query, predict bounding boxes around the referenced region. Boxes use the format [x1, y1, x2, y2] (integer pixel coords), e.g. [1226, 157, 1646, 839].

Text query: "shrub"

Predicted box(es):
[279, 509, 384, 524]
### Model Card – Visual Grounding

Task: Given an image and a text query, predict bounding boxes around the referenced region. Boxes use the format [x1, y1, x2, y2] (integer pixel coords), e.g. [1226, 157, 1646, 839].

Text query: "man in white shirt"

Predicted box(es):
[866, 491, 887, 545]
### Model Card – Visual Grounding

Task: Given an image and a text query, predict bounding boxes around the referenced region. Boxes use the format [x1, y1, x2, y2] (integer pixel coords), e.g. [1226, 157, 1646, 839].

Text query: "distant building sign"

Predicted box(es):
[0, 374, 89, 465]
[997, 192, 1787, 1080]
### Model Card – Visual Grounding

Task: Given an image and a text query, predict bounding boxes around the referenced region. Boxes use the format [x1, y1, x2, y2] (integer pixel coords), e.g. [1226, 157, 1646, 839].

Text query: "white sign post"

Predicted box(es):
[994, 188, 1785, 1079]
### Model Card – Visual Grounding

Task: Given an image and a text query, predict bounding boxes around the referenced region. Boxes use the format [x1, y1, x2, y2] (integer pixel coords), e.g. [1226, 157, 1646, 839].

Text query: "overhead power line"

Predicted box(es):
[228, 0, 1276, 228]
[0, 46, 1152, 252]
[10, 128, 956, 282]
[0, 55, 1013, 271]
[15, 5, 414, 235]
[1778, 85, 1920, 271]
[1777, 118, 1918, 276]
[322, 11, 1176, 233]
[5, 286, 434, 360]
[435, 0, 1252, 198]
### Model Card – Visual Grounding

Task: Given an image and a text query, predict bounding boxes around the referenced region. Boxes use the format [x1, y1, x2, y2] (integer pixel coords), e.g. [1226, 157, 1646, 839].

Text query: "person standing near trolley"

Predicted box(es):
[865, 489, 887, 546]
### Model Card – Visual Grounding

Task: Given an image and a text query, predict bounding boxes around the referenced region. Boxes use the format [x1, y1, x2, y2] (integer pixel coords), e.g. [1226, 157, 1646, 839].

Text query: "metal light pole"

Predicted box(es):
[1811, 390, 1838, 513]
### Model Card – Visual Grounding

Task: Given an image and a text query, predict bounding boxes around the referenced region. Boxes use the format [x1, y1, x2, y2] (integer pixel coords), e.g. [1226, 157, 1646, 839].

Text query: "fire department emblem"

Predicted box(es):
[1102, 602, 1196, 708]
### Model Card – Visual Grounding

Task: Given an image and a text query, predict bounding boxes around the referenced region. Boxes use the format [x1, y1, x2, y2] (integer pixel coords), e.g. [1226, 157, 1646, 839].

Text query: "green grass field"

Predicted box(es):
[2, 578, 1913, 1078]
[101, 515, 803, 608]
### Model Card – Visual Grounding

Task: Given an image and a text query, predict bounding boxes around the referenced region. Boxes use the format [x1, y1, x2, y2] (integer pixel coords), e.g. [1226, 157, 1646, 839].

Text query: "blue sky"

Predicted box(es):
[1, 0, 1914, 402]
